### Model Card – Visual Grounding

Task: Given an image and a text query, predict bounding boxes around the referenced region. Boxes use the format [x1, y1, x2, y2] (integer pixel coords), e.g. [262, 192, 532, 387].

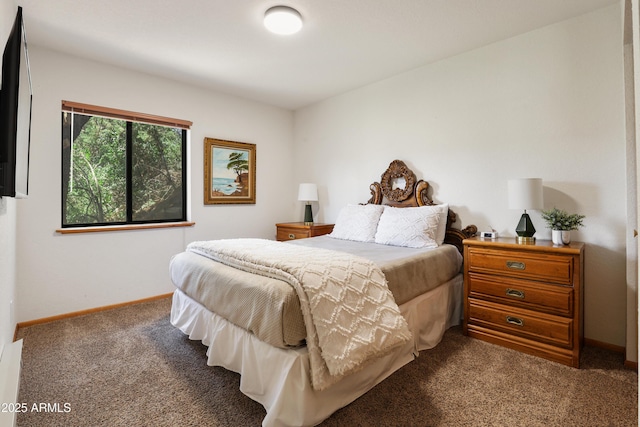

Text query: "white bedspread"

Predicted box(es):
[187, 238, 412, 391]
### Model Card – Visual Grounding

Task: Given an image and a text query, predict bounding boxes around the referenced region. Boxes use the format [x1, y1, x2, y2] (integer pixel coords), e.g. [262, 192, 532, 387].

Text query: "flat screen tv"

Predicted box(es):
[0, 6, 32, 198]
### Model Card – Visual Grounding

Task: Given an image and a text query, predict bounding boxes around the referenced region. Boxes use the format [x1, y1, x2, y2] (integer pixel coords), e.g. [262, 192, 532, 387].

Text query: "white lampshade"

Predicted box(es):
[298, 183, 318, 202]
[264, 6, 303, 35]
[508, 178, 543, 210]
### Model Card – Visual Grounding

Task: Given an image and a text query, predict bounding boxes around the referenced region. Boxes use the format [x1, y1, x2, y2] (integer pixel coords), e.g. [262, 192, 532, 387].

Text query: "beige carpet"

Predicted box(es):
[15, 297, 638, 426]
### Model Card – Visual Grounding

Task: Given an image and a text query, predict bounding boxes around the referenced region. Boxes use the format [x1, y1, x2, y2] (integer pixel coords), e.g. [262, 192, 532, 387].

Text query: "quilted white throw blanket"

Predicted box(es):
[187, 238, 412, 391]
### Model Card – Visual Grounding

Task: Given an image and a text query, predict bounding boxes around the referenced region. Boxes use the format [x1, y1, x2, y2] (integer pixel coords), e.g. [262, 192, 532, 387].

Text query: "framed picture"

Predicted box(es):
[204, 137, 256, 205]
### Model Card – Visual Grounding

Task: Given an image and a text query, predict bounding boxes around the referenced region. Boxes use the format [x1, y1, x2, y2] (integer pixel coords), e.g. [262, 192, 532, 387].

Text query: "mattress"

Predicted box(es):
[169, 236, 463, 348]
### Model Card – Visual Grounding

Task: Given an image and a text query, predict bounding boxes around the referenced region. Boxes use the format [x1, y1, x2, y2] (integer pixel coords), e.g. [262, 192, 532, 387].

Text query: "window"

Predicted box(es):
[61, 101, 191, 228]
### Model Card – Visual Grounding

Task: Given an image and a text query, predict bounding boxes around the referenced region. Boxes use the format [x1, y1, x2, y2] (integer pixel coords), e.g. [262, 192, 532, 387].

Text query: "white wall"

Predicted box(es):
[0, 197, 16, 347]
[294, 5, 626, 346]
[0, 0, 18, 353]
[15, 46, 295, 322]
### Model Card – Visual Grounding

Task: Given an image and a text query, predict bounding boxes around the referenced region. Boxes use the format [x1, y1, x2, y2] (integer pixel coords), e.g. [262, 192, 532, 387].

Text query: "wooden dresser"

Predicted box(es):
[463, 237, 584, 367]
[275, 222, 334, 241]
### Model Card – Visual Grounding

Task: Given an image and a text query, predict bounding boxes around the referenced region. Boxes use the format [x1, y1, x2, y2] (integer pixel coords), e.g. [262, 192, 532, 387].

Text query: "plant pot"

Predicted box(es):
[552, 229, 571, 245]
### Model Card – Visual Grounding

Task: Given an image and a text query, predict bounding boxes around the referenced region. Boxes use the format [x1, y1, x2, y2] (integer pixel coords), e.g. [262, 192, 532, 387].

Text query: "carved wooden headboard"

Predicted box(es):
[367, 160, 477, 253]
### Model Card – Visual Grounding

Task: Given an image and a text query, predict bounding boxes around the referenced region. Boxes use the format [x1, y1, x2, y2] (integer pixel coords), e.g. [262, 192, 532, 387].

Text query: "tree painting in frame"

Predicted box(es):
[204, 138, 256, 204]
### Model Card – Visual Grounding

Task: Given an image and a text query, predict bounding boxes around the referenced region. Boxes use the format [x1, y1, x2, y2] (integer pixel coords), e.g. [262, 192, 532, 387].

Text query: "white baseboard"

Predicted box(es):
[0, 339, 23, 427]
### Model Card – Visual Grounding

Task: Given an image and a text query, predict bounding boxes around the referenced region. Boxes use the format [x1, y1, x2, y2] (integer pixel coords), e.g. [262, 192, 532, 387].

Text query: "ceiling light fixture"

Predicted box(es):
[264, 6, 303, 35]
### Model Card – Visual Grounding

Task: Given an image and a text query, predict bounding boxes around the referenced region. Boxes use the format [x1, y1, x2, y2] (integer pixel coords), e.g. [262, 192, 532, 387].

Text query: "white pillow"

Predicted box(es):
[421, 203, 449, 245]
[374, 206, 440, 248]
[329, 204, 385, 242]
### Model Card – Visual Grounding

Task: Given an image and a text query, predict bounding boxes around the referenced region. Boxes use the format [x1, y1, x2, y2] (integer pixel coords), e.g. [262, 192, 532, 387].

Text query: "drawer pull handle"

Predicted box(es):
[505, 288, 525, 299]
[506, 261, 525, 270]
[506, 316, 524, 327]
[288, 233, 296, 239]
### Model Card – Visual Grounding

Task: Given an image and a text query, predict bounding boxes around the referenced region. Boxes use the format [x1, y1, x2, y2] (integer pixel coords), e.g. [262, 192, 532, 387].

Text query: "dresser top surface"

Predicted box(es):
[464, 236, 584, 254]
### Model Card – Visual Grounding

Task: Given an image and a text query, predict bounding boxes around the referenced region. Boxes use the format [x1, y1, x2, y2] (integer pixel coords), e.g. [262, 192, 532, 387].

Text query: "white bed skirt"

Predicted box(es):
[170, 274, 463, 427]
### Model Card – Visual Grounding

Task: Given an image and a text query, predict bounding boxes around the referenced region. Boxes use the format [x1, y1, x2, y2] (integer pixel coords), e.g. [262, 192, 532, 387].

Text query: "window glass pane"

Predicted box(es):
[62, 113, 126, 225]
[131, 123, 184, 221]
[61, 104, 188, 228]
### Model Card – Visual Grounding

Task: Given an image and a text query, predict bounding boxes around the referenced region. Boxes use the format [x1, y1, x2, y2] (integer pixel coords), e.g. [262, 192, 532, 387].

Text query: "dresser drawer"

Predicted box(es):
[468, 273, 573, 316]
[467, 248, 574, 285]
[277, 229, 310, 241]
[468, 299, 573, 348]
[276, 223, 334, 241]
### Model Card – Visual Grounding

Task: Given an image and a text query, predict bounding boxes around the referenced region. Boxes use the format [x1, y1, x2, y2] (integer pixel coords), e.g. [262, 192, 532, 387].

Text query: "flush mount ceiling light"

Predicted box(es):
[264, 6, 303, 35]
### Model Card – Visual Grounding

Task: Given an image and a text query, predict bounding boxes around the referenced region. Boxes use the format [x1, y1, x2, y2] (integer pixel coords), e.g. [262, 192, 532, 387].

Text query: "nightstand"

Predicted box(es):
[275, 222, 334, 242]
[463, 237, 584, 367]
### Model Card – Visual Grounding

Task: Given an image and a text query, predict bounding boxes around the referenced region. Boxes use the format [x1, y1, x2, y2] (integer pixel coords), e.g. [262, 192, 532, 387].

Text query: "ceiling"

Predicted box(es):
[18, 0, 618, 110]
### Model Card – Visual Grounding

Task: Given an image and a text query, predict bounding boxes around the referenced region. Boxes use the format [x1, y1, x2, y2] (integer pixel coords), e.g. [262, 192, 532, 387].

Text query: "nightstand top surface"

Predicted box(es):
[276, 222, 334, 229]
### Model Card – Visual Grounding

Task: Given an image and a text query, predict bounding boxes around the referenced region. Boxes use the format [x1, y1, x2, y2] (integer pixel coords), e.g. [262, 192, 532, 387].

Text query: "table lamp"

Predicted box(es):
[508, 178, 543, 244]
[298, 183, 318, 225]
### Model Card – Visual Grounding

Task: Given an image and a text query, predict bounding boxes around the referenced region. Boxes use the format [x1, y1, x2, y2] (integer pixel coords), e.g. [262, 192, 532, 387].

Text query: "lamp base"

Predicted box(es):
[515, 236, 536, 244]
[303, 203, 313, 225]
[515, 211, 536, 244]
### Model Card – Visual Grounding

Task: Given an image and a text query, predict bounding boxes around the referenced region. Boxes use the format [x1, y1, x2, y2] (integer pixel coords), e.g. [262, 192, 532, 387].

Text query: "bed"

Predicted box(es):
[170, 160, 477, 426]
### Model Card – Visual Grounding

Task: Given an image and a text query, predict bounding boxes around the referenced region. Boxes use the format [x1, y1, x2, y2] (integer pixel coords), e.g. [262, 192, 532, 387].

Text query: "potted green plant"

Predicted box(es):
[541, 207, 585, 245]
